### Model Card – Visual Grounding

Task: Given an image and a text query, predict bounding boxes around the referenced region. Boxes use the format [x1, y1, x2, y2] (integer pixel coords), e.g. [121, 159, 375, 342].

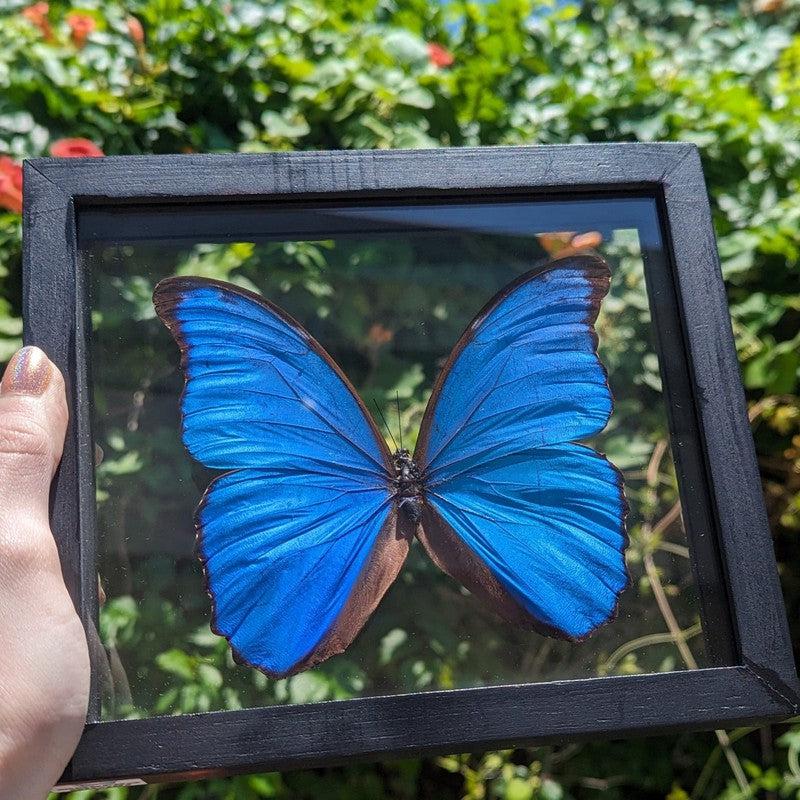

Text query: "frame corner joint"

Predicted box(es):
[743, 659, 800, 716]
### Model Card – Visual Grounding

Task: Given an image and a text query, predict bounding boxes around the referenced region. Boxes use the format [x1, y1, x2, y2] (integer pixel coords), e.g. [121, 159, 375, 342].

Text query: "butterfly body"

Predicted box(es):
[154, 254, 629, 678]
[392, 448, 425, 524]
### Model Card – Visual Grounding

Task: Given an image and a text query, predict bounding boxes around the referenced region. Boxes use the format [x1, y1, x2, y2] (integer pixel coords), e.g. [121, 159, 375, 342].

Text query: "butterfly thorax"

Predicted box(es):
[392, 448, 424, 525]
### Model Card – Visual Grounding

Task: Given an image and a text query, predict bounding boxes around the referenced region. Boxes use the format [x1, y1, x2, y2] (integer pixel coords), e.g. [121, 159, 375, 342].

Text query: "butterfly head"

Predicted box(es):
[392, 448, 424, 525]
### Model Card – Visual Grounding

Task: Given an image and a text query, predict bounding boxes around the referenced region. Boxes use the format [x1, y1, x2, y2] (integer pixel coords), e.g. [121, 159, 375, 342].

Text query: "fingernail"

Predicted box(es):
[1, 346, 53, 396]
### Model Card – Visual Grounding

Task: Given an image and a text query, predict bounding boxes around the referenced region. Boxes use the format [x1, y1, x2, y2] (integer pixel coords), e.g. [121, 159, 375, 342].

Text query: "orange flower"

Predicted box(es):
[570, 231, 603, 250]
[0, 157, 23, 215]
[427, 42, 454, 68]
[126, 15, 144, 45]
[22, 2, 52, 40]
[537, 230, 603, 258]
[66, 12, 96, 48]
[754, 0, 784, 11]
[49, 138, 104, 158]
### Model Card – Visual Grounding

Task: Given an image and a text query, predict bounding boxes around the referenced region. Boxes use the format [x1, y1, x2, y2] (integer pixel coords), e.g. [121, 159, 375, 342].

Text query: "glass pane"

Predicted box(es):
[83, 197, 712, 720]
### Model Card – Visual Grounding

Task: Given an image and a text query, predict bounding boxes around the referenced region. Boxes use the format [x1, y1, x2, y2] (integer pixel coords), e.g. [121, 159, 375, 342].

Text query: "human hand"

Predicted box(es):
[0, 347, 90, 800]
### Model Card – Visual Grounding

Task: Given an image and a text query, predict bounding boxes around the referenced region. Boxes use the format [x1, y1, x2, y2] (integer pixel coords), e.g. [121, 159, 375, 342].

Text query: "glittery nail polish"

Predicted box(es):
[1, 346, 53, 396]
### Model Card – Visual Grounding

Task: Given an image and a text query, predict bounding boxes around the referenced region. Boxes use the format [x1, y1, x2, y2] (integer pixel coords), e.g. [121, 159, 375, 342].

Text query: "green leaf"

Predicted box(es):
[398, 86, 435, 110]
[260, 110, 310, 140]
[505, 777, 534, 800]
[379, 628, 408, 665]
[156, 649, 196, 681]
[383, 29, 430, 65]
[288, 672, 331, 704]
[540, 778, 564, 800]
[198, 663, 224, 690]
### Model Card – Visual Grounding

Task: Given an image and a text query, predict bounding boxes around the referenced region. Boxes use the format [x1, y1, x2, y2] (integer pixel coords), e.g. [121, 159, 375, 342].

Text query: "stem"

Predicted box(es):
[642, 553, 752, 797]
[788, 740, 800, 779]
[643, 442, 751, 798]
[644, 552, 750, 796]
[692, 728, 755, 799]
[657, 540, 690, 559]
[651, 500, 682, 539]
[600, 622, 702, 674]
[643, 552, 696, 668]
[646, 440, 669, 486]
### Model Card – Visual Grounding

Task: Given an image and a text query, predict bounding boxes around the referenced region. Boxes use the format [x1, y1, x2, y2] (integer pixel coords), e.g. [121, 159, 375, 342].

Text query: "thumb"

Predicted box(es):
[0, 347, 89, 800]
[0, 346, 68, 537]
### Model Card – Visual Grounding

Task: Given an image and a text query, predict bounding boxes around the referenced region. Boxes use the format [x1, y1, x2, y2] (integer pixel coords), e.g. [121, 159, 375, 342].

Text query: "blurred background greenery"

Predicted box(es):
[0, 0, 798, 797]
[86, 203, 701, 719]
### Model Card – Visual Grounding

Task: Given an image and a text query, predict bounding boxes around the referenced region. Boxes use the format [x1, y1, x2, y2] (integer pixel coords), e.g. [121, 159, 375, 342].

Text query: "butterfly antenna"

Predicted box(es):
[373, 399, 398, 451]
[396, 391, 403, 451]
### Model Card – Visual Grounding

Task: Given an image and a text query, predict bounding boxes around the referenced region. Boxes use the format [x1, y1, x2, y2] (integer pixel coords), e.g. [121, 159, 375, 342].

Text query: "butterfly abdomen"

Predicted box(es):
[392, 449, 424, 524]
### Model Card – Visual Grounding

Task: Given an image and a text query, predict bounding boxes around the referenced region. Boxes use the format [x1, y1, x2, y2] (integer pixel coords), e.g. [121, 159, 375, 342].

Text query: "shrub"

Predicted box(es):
[0, 0, 797, 797]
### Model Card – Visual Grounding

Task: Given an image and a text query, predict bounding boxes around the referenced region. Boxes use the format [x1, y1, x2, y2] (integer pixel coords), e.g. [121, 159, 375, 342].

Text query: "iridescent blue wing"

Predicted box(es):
[415, 255, 628, 640]
[154, 278, 409, 677]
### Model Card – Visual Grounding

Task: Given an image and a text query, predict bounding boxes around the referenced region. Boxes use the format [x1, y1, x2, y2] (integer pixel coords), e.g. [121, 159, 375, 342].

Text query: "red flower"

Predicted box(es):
[66, 12, 96, 48]
[49, 138, 104, 158]
[0, 157, 23, 215]
[427, 42, 454, 68]
[22, 2, 52, 40]
[126, 16, 144, 45]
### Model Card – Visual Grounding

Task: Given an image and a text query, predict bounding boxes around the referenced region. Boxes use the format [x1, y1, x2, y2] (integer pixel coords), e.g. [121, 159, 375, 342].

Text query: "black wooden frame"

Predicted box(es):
[21, 143, 798, 791]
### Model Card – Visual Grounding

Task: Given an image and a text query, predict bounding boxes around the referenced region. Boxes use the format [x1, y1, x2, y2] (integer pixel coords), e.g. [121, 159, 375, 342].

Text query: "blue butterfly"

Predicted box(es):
[153, 254, 628, 678]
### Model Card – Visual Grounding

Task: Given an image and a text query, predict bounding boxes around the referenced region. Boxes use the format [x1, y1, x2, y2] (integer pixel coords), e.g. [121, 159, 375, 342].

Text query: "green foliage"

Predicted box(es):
[0, 0, 793, 798]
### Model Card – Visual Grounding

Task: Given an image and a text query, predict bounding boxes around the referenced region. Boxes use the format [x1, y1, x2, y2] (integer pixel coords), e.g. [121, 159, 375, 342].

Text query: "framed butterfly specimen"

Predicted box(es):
[152, 256, 628, 678]
[21, 144, 797, 790]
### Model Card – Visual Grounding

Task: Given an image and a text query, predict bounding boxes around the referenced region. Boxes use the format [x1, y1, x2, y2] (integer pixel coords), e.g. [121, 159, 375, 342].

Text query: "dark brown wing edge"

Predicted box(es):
[283, 508, 413, 677]
[413, 253, 630, 639]
[152, 276, 405, 677]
